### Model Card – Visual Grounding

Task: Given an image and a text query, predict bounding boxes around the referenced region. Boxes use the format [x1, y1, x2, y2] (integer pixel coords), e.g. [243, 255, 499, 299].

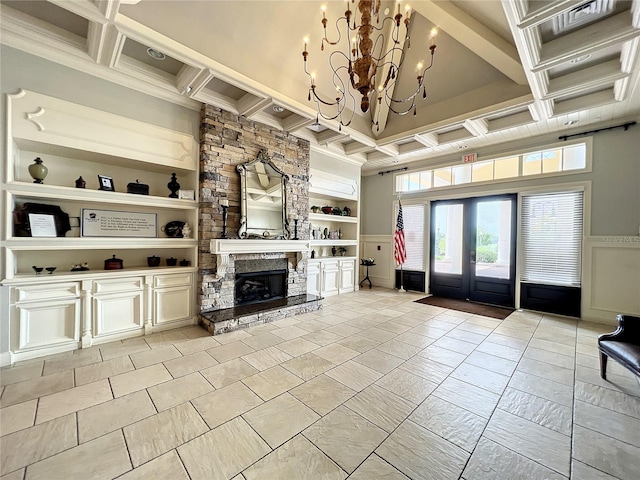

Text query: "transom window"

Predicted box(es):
[396, 142, 588, 193]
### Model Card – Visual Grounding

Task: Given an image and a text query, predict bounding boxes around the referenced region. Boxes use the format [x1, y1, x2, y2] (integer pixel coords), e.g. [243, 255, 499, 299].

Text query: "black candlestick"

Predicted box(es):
[293, 219, 299, 240]
[221, 205, 228, 239]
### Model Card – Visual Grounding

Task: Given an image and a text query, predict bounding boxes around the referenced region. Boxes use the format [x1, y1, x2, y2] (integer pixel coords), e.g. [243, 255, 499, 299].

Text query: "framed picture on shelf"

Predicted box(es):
[178, 189, 195, 200]
[98, 175, 115, 191]
[27, 214, 57, 237]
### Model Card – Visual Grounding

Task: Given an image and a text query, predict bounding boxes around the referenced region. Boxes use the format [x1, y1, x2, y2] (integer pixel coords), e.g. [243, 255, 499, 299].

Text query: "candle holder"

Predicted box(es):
[221, 204, 229, 239]
[292, 219, 299, 240]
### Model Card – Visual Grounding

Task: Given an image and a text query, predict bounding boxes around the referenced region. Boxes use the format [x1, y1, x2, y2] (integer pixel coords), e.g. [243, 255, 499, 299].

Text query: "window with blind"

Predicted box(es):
[521, 191, 584, 286]
[397, 203, 426, 271]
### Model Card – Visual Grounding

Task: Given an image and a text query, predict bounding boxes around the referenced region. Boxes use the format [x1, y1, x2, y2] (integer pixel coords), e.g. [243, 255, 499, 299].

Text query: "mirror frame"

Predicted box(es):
[237, 149, 290, 239]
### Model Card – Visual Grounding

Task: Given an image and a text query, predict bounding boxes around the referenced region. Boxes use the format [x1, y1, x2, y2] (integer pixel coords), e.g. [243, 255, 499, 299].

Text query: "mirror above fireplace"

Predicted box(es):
[237, 150, 289, 239]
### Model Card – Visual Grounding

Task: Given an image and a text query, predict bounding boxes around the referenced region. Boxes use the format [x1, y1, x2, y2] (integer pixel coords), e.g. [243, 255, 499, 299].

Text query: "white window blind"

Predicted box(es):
[521, 191, 584, 286]
[397, 203, 425, 271]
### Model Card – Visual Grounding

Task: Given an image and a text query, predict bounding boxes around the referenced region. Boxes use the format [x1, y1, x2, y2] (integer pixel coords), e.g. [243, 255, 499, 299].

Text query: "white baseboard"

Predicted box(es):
[0, 351, 12, 367]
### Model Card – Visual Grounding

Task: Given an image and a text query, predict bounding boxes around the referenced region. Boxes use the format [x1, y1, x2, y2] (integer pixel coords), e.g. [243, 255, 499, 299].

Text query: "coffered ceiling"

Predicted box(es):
[1, 0, 639, 173]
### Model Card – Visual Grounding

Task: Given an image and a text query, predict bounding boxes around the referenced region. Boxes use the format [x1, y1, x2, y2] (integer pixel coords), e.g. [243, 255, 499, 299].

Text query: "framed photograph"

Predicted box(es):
[28, 214, 57, 237]
[178, 189, 195, 200]
[98, 175, 115, 191]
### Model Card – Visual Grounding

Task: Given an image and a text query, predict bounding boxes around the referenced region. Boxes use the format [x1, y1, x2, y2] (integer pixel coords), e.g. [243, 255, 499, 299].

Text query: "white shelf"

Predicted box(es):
[309, 213, 358, 224]
[7, 182, 198, 209]
[310, 240, 358, 246]
[5, 238, 197, 250]
[2, 266, 198, 286]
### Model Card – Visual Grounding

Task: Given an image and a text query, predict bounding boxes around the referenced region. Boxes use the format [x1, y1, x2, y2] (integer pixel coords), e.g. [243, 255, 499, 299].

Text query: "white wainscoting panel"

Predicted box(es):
[360, 235, 394, 289]
[582, 236, 640, 324]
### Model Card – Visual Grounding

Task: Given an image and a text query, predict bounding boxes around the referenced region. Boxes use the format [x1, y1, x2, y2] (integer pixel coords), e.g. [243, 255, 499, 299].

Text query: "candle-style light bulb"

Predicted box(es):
[321, 4, 326, 18]
[416, 61, 423, 72]
[397, 0, 401, 15]
[303, 36, 309, 50]
[311, 72, 316, 86]
[430, 27, 438, 45]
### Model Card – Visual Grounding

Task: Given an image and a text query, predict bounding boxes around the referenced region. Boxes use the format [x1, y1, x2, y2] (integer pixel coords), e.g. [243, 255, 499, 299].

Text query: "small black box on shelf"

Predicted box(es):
[127, 180, 149, 195]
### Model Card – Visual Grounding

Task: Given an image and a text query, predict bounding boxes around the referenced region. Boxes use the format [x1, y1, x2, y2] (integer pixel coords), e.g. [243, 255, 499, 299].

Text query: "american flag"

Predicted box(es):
[394, 201, 406, 266]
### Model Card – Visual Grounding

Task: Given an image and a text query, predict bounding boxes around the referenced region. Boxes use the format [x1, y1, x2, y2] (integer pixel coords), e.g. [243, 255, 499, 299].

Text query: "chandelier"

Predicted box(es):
[302, 0, 437, 131]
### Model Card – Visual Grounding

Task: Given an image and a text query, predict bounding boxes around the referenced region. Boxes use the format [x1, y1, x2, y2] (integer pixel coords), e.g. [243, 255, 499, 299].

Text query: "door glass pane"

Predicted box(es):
[434, 204, 463, 274]
[475, 199, 511, 279]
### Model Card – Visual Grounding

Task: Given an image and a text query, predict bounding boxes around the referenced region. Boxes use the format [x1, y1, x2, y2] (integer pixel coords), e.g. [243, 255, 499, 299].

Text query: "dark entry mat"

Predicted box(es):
[414, 296, 514, 320]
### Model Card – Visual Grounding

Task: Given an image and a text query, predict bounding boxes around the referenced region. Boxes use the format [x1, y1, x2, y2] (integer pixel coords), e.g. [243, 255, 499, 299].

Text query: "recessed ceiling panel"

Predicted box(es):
[547, 46, 621, 78]
[205, 77, 247, 101]
[121, 38, 185, 75]
[2, 0, 88, 38]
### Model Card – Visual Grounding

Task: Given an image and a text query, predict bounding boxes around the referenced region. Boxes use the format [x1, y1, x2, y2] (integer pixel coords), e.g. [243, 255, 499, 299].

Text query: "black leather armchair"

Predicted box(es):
[598, 314, 640, 380]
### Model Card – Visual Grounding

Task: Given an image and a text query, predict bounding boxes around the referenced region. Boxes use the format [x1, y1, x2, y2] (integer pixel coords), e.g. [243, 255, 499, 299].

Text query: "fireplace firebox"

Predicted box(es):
[235, 269, 287, 306]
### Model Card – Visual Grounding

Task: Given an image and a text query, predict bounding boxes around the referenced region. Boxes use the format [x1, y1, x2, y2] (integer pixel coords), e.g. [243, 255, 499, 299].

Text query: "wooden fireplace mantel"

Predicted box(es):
[209, 239, 311, 276]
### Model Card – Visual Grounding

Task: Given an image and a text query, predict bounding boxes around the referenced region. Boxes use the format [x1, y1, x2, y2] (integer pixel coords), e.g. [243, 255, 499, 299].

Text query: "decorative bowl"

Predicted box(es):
[147, 256, 161, 267]
[166, 257, 177, 266]
[45, 267, 57, 274]
[321, 206, 333, 214]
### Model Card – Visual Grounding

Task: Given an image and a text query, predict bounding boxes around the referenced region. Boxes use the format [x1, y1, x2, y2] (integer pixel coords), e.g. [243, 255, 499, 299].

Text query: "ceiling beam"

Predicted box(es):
[412, 1, 527, 85]
[464, 119, 489, 137]
[517, 0, 586, 29]
[237, 95, 272, 118]
[87, 23, 125, 67]
[282, 115, 314, 133]
[316, 129, 348, 146]
[554, 89, 616, 115]
[176, 66, 214, 97]
[413, 132, 439, 148]
[545, 59, 628, 99]
[343, 142, 374, 156]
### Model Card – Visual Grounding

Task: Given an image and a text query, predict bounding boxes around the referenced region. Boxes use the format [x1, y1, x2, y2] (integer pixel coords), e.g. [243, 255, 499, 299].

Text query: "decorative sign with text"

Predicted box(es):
[81, 209, 157, 238]
[462, 152, 478, 163]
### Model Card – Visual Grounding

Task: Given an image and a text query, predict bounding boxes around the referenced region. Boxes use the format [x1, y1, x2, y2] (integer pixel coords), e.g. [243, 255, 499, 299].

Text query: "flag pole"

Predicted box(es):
[397, 194, 406, 293]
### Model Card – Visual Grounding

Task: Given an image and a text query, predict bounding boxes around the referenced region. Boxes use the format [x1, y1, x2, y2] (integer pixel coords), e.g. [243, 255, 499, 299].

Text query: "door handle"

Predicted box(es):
[470, 250, 476, 264]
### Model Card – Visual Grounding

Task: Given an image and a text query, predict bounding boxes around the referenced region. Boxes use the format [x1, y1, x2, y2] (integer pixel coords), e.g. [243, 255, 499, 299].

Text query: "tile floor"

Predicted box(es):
[1, 288, 639, 480]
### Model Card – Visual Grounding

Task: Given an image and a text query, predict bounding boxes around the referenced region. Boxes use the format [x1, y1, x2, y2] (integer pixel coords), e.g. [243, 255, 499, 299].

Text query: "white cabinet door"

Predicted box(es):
[15, 299, 80, 352]
[307, 260, 322, 296]
[93, 291, 144, 336]
[322, 260, 340, 297]
[339, 259, 356, 294]
[154, 285, 192, 325]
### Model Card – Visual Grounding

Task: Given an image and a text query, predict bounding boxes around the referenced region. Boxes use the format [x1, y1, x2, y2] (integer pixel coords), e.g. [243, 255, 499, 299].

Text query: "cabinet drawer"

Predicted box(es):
[15, 283, 80, 304]
[154, 273, 193, 288]
[93, 277, 143, 294]
[14, 299, 80, 352]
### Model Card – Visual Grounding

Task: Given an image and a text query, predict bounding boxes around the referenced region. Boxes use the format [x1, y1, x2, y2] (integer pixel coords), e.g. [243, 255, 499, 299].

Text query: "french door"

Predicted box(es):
[429, 194, 517, 307]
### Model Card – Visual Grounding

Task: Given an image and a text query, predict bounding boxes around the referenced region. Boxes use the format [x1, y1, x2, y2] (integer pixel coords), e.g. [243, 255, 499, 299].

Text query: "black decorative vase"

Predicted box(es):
[167, 173, 180, 198]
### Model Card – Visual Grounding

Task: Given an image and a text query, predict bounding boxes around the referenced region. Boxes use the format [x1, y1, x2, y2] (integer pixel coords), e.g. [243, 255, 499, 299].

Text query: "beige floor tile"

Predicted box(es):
[0, 370, 74, 408]
[410, 395, 487, 452]
[572, 424, 640, 480]
[130, 345, 182, 369]
[144, 330, 190, 349]
[271, 317, 302, 328]
[301, 330, 344, 346]
[36, 379, 113, 424]
[147, 372, 214, 411]
[376, 321, 413, 335]
[124, 402, 208, 467]
[399, 356, 454, 384]
[297, 318, 332, 332]
[163, 350, 218, 378]
[575, 380, 640, 419]
[409, 323, 449, 339]
[24, 430, 130, 480]
[180, 325, 212, 339]
[463, 437, 566, 480]
[271, 325, 309, 340]
[0, 362, 43, 387]
[42, 348, 103, 376]
[174, 336, 221, 356]
[358, 327, 397, 343]
[528, 338, 575, 357]
[241, 332, 284, 350]
[178, 417, 270, 480]
[276, 337, 321, 357]
[0, 399, 37, 436]
[75, 355, 134, 386]
[325, 323, 363, 338]
[348, 454, 409, 480]
[576, 364, 640, 396]
[516, 357, 574, 386]
[484, 409, 571, 476]
[117, 450, 189, 480]
[290, 374, 356, 415]
[304, 405, 387, 473]
[1, 468, 25, 480]
[464, 351, 517, 376]
[432, 336, 477, 355]
[376, 419, 469, 480]
[213, 329, 253, 345]
[199, 358, 259, 389]
[206, 341, 255, 363]
[418, 345, 467, 367]
[110, 363, 172, 397]
[77, 390, 156, 443]
[498, 387, 572, 435]
[353, 349, 405, 374]
[451, 363, 510, 395]
[485, 332, 529, 350]
[574, 400, 640, 447]
[100, 340, 150, 361]
[524, 346, 575, 369]
[374, 339, 423, 360]
[242, 365, 303, 401]
[475, 340, 523, 362]
[243, 392, 320, 448]
[336, 335, 381, 353]
[493, 324, 535, 341]
[313, 343, 360, 364]
[433, 377, 500, 418]
[345, 384, 414, 433]
[282, 352, 336, 381]
[571, 459, 620, 480]
[509, 371, 574, 408]
[325, 360, 383, 392]
[246, 322, 279, 335]
[243, 435, 347, 480]
[446, 328, 487, 345]
[192, 381, 263, 429]
[0, 414, 77, 476]
[376, 369, 437, 404]
[241, 346, 292, 371]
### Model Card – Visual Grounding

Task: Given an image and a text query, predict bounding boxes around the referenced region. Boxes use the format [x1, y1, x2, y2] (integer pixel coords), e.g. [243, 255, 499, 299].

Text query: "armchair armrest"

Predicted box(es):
[598, 314, 640, 345]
